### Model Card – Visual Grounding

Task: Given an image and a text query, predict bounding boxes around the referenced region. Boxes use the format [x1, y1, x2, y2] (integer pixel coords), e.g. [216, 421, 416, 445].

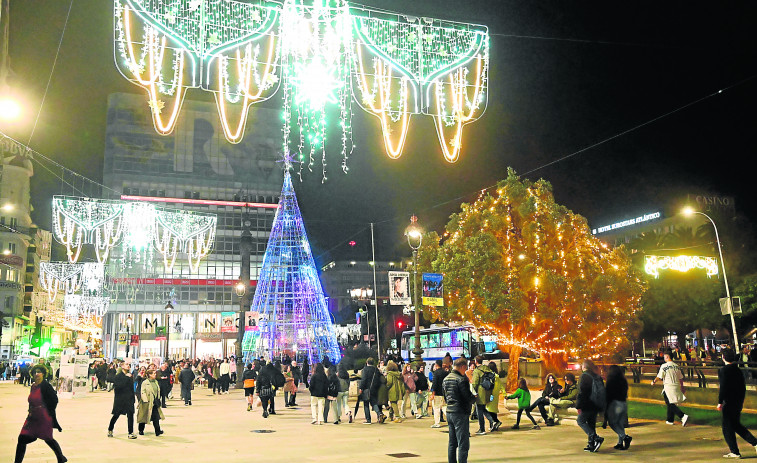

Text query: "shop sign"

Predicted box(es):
[130, 335, 139, 346]
[0, 281, 21, 290]
[197, 313, 221, 333]
[117, 333, 127, 344]
[197, 332, 223, 341]
[221, 311, 236, 332]
[592, 211, 661, 235]
[141, 313, 162, 333]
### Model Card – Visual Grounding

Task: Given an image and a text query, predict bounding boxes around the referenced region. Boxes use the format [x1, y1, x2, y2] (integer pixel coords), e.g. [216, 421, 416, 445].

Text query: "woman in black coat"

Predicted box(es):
[108, 362, 136, 439]
[308, 363, 329, 425]
[605, 365, 631, 450]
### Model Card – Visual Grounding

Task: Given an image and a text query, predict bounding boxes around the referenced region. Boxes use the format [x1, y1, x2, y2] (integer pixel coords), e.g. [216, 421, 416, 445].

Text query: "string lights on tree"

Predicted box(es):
[112, 0, 490, 179]
[417, 169, 646, 390]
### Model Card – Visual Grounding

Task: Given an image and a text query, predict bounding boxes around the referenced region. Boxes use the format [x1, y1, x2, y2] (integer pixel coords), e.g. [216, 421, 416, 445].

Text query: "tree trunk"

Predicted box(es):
[542, 351, 568, 376]
[505, 345, 522, 392]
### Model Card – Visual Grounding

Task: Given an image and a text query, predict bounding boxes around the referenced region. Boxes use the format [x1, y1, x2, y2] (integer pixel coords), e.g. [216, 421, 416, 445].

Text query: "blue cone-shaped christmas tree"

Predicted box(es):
[249, 169, 341, 364]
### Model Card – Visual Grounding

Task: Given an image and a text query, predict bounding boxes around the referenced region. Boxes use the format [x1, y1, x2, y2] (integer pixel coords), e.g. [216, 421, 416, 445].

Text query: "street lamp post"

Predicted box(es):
[164, 302, 173, 360]
[404, 215, 423, 365]
[682, 207, 739, 350]
[125, 314, 133, 359]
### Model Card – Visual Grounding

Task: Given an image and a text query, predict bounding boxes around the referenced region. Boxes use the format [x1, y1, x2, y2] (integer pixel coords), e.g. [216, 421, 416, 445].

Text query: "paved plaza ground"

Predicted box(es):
[0, 381, 752, 462]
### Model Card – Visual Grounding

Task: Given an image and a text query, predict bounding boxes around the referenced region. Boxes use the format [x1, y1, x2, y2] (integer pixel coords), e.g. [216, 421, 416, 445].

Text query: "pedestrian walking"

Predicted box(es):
[283, 365, 296, 407]
[269, 361, 286, 415]
[212, 360, 222, 395]
[416, 364, 430, 418]
[289, 360, 301, 406]
[309, 363, 328, 425]
[507, 377, 539, 430]
[220, 358, 231, 393]
[256, 360, 274, 418]
[106, 362, 117, 392]
[430, 360, 449, 428]
[470, 355, 495, 435]
[719, 348, 757, 458]
[13, 365, 66, 463]
[323, 366, 341, 424]
[108, 362, 137, 439]
[302, 357, 310, 388]
[137, 369, 164, 436]
[386, 361, 406, 422]
[178, 362, 195, 406]
[605, 365, 632, 450]
[337, 363, 352, 423]
[242, 363, 257, 411]
[651, 350, 689, 426]
[577, 359, 605, 453]
[157, 363, 171, 407]
[358, 357, 386, 424]
[484, 362, 502, 431]
[443, 357, 476, 463]
[401, 363, 417, 419]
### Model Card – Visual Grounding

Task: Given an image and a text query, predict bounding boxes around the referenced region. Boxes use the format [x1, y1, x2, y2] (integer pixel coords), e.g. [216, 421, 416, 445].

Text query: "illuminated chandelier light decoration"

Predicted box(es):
[280, 0, 353, 180]
[350, 8, 489, 162]
[250, 168, 341, 363]
[114, 0, 282, 141]
[52, 196, 125, 263]
[112, 0, 490, 177]
[38, 262, 105, 302]
[63, 295, 110, 333]
[51, 195, 217, 270]
[645, 255, 719, 278]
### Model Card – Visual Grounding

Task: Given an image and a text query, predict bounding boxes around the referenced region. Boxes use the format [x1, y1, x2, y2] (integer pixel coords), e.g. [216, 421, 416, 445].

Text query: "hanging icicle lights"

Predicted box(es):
[38, 262, 105, 303]
[52, 195, 217, 271]
[113, 0, 489, 176]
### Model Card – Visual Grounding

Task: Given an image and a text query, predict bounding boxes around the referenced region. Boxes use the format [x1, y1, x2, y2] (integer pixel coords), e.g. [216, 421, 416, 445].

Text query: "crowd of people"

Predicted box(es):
[7, 347, 757, 462]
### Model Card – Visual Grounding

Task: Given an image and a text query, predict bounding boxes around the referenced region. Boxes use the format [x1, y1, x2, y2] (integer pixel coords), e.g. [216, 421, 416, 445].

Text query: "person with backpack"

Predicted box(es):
[651, 350, 689, 427]
[577, 359, 605, 453]
[470, 355, 495, 435]
[255, 361, 274, 418]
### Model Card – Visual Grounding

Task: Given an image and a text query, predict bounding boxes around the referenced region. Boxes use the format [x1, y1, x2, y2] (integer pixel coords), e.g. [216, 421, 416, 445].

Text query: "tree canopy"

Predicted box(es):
[417, 169, 645, 384]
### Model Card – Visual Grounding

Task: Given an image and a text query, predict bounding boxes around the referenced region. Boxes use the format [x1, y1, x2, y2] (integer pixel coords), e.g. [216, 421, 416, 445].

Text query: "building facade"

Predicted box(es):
[100, 92, 283, 361]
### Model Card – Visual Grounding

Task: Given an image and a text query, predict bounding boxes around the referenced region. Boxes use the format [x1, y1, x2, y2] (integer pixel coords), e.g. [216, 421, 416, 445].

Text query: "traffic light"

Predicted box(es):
[397, 320, 404, 330]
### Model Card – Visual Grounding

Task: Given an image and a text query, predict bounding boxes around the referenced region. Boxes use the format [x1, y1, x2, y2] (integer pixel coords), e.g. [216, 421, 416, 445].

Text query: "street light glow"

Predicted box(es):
[0, 97, 21, 121]
[681, 206, 695, 217]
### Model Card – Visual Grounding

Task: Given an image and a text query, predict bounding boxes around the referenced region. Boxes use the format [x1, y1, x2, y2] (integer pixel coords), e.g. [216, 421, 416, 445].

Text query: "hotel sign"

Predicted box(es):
[592, 211, 661, 235]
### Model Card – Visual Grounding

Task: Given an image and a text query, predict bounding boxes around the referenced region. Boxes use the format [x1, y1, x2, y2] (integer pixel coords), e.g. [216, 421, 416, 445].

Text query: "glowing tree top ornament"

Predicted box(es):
[112, 0, 489, 178]
[249, 166, 341, 364]
[52, 195, 216, 270]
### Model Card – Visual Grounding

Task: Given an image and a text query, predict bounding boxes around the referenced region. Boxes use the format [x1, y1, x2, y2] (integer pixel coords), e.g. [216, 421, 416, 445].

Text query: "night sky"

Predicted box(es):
[3, 0, 757, 265]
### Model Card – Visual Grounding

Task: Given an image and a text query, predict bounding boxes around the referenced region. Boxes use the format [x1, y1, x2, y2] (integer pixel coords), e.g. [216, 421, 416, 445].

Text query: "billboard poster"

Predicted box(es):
[422, 273, 444, 307]
[221, 311, 236, 332]
[388, 271, 411, 306]
[244, 311, 260, 331]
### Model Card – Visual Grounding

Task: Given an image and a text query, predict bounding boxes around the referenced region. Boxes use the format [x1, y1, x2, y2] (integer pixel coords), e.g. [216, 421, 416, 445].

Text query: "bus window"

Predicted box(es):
[401, 337, 408, 352]
[408, 337, 415, 351]
[420, 334, 429, 349]
[450, 329, 462, 348]
[428, 333, 440, 348]
[441, 332, 452, 347]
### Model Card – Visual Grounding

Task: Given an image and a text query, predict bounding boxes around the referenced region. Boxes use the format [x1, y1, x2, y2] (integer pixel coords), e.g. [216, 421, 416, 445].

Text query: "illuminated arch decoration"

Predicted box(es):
[114, 0, 282, 141]
[51, 195, 217, 271]
[350, 9, 489, 162]
[112, 0, 489, 173]
[645, 255, 719, 278]
[249, 169, 342, 364]
[38, 262, 105, 303]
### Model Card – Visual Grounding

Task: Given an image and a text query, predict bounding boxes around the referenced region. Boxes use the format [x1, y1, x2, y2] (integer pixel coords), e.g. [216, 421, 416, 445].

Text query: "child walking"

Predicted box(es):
[507, 378, 539, 429]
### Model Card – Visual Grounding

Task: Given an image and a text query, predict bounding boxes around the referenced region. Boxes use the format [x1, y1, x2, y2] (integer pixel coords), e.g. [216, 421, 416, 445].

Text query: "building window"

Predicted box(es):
[7, 242, 16, 254]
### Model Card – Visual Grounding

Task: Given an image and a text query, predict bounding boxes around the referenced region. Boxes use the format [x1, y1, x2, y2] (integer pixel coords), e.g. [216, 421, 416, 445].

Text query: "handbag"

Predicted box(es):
[360, 368, 376, 401]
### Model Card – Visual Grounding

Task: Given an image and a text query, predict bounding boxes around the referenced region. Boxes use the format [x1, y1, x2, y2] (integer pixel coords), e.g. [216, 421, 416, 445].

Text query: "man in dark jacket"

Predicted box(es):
[108, 362, 136, 439]
[430, 360, 449, 428]
[256, 361, 274, 418]
[719, 348, 757, 458]
[269, 361, 286, 415]
[358, 357, 385, 424]
[178, 362, 195, 406]
[443, 357, 476, 463]
[157, 363, 171, 408]
[576, 359, 604, 453]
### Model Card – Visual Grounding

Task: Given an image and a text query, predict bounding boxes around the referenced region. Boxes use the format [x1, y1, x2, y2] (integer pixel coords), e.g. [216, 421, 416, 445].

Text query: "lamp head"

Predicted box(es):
[235, 282, 246, 297]
[405, 215, 423, 250]
[165, 301, 174, 311]
[681, 206, 696, 217]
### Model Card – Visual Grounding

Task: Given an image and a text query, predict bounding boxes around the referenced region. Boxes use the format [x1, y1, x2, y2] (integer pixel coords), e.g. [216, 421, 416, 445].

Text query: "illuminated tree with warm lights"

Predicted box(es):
[418, 169, 646, 390]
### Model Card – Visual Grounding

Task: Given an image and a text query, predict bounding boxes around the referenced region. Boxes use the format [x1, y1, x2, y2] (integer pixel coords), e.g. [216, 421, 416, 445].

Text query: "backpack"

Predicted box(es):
[480, 370, 496, 391]
[589, 374, 606, 410]
[273, 370, 286, 388]
[327, 380, 339, 397]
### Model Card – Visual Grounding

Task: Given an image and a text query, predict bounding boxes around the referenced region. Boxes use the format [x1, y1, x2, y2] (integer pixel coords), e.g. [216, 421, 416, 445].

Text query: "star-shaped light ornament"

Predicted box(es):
[208, 32, 220, 45]
[292, 58, 341, 108]
[148, 98, 165, 113]
[361, 93, 376, 106]
[188, 0, 203, 12]
[251, 10, 261, 22]
[164, 11, 176, 24]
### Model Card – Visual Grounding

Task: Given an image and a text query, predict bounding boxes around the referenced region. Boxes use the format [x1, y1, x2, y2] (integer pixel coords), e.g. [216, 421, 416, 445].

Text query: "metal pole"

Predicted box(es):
[412, 249, 422, 364]
[371, 223, 380, 358]
[696, 211, 738, 351]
